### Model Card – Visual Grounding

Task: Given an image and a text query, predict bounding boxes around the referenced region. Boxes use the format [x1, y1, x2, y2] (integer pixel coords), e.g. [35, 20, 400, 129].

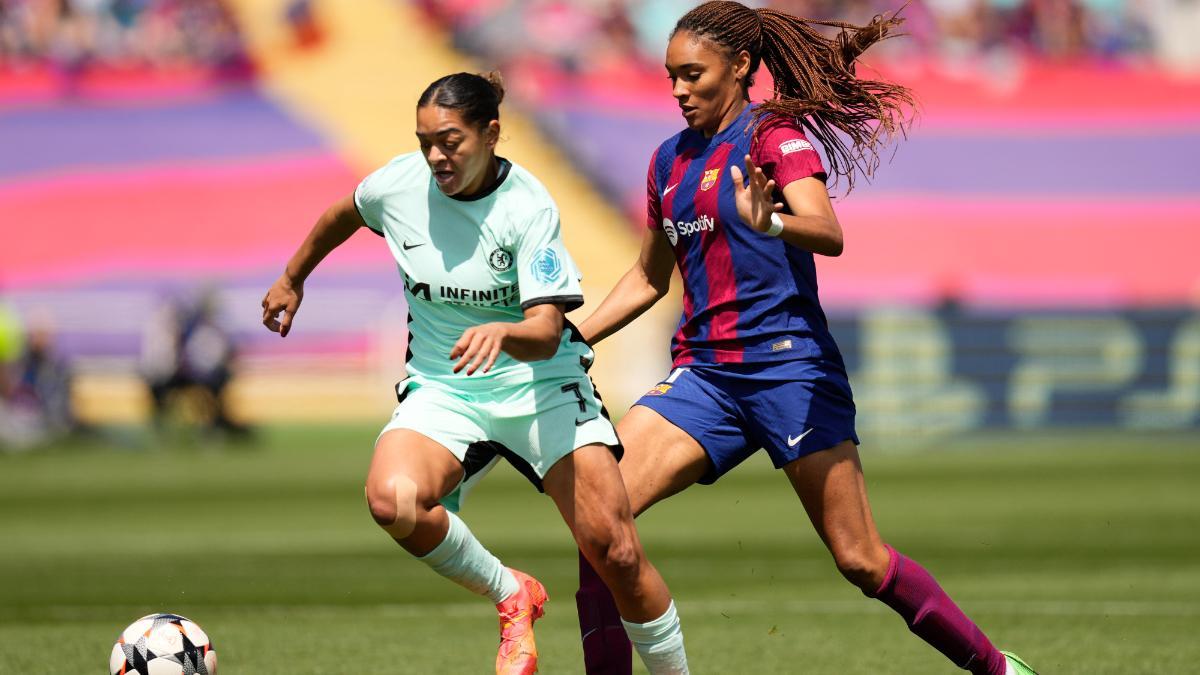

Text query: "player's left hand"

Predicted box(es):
[451, 322, 512, 375]
[729, 154, 784, 233]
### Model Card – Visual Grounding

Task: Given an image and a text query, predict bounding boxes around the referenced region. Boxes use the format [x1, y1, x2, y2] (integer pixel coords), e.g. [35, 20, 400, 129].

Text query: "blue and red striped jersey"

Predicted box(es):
[647, 104, 843, 367]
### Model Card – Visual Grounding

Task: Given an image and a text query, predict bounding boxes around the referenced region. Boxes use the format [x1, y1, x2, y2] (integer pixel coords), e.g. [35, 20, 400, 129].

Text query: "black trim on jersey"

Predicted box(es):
[563, 318, 589, 345]
[405, 312, 415, 366]
[476, 440, 546, 492]
[477, 436, 622, 492]
[521, 295, 584, 313]
[447, 157, 512, 202]
[353, 185, 386, 237]
[561, 319, 624, 462]
[461, 442, 498, 482]
[562, 318, 594, 371]
[588, 377, 623, 462]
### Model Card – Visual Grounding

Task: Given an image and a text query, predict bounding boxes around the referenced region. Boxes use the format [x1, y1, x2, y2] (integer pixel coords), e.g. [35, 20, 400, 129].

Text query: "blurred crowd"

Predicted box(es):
[0, 0, 250, 75]
[0, 289, 247, 451]
[140, 289, 247, 437]
[417, 0, 1200, 78]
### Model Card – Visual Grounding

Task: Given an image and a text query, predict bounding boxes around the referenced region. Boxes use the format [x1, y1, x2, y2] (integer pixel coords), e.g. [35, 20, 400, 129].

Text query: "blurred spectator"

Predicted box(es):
[12, 314, 78, 432]
[0, 306, 80, 450]
[141, 288, 248, 436]
[0, 0, 252, 77]
[0, 299, 22, 398]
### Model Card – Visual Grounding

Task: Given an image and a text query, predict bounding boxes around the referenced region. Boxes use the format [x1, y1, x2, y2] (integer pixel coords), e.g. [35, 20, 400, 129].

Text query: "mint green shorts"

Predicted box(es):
[378, 374, 619, 511]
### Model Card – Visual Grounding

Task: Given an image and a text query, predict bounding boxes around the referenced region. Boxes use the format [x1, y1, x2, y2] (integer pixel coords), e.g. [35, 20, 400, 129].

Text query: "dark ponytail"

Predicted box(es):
[673, 1, 915, 191]
[417, 71, 506, 129]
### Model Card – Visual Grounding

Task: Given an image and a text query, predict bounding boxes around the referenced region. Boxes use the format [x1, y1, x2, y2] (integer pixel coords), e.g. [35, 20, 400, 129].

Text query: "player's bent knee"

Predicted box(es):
[832, 542, 890, 590]
[580, 529, 642, 580]
[364, 475, 420, 539]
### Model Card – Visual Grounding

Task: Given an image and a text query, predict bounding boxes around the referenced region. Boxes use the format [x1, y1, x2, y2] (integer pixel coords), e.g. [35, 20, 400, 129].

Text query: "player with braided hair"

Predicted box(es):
[573, 2, 1036, 673]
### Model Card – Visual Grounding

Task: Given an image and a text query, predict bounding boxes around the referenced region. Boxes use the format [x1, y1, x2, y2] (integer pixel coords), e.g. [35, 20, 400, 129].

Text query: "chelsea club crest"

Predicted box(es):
[488, 248, 513, 272]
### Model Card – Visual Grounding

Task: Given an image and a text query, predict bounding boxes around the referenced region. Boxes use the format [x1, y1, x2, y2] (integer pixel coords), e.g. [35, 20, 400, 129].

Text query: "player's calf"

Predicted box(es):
[867, 544, 1008, 675]
[576, 551, 633, 675]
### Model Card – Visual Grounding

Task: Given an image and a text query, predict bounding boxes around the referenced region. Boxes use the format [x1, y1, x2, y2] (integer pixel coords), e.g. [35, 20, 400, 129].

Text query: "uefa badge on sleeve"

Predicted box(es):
[531, 247, 562, 284]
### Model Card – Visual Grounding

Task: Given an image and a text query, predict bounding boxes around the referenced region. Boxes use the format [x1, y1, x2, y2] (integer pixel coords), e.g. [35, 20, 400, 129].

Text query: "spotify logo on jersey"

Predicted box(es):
[663, 215, 715, 246]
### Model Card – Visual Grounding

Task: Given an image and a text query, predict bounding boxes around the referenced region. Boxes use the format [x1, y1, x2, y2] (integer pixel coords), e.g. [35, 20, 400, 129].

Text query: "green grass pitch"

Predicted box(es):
[1, 426, 1197, 673]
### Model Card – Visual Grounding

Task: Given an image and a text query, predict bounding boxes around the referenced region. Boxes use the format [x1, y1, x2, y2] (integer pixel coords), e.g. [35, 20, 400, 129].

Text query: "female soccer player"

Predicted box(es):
[262, 72, 689, 675]
[573, 3, 1037, 674]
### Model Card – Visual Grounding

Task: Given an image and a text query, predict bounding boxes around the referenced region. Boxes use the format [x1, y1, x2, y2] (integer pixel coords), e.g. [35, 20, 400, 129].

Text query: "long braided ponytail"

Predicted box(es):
[673, 1, 916, 191]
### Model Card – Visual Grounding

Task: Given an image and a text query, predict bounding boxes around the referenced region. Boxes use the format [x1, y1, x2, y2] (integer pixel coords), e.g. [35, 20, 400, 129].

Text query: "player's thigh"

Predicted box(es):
[542, 442, 639, 553]
[366, 429, 465, 512]
[367, 382, 490, 512]
[615, 404, 710, 517]
[782, 440, 886, 570]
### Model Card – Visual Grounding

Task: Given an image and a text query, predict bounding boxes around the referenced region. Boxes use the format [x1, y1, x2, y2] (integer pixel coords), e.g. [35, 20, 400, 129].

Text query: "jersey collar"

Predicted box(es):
[684, 104, 757, 152]
[445, 156, 513, 202]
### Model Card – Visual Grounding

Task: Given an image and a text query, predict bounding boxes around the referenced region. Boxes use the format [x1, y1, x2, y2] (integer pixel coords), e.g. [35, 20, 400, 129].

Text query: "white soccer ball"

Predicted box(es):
[109, 613, 218, 675]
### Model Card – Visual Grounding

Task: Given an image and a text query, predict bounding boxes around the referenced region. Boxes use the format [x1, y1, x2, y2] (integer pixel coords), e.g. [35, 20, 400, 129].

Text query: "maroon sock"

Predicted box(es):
[576, 550, 633, 675]
[869, 545, 1006, 675]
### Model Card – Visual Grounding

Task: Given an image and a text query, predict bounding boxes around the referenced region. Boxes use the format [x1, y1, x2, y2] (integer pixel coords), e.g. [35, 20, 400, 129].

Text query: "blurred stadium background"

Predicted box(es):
[1, 0, 1198, 672]
[2, 0, 1199, 435]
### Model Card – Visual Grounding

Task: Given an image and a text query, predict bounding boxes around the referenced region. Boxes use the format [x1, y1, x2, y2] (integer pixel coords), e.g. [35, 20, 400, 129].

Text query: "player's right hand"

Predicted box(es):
[262, 275, 303, 337]
[730, 154, 783, 233]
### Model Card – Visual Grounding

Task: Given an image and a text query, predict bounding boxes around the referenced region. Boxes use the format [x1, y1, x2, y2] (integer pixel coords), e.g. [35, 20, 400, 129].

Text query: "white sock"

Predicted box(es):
[621, 600, 689, 675]
[417, 511, 519, 604]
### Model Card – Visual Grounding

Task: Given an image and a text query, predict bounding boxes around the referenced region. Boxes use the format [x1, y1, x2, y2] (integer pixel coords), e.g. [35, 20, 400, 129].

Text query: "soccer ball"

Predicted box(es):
[109, 613, 218, 675]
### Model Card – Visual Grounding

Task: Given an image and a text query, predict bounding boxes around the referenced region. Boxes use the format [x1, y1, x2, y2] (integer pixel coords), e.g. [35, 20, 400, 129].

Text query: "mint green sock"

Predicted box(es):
[621, 600, 689, 674]
[418, 511, 518, 604]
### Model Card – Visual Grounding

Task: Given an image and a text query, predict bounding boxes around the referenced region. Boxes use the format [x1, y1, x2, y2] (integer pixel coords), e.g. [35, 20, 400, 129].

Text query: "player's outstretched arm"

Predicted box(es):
[578, 228, 675, 346]
[262, 193, 366, 337]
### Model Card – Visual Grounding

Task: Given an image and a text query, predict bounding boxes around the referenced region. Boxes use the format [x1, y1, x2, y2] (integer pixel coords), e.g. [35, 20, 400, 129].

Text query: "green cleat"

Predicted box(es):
[1001, 651, 1039, 675]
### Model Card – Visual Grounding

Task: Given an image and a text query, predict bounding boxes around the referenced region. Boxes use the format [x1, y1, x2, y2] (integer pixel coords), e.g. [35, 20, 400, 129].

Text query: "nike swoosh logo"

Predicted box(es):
[575, 416, 599, 427]
[662, 183, 679, 197]
[787, 429, 814, 447]
[402, 241, 424, 251]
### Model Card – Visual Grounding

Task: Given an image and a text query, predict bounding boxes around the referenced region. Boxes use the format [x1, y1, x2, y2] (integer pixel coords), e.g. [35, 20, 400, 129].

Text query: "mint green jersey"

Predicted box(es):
[354, 152, 590, 388]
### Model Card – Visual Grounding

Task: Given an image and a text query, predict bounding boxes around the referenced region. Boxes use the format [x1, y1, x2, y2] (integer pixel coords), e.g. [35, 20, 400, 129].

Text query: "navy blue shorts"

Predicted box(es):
[634, 359, 859, 484]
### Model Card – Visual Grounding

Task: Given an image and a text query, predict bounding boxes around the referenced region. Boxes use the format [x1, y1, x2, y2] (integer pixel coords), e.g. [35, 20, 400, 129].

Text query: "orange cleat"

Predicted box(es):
[495, 568, 549, 675]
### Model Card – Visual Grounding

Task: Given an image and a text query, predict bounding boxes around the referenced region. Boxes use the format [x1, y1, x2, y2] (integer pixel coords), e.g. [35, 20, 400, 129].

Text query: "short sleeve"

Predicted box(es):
[752, 117, 827, 188]
[353, 167, 387, 235]
[515, 208, 584, 312]
[645, 146, 663, 231]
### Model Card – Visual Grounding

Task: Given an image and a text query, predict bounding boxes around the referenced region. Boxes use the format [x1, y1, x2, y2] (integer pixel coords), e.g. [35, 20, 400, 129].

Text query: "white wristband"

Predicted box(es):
[766, 212, 785, 237]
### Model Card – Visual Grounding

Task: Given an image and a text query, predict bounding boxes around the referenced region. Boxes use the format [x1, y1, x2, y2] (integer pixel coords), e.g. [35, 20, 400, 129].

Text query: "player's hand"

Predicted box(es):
[262, 275, 303, 337]
[450, 322, 511, 375]
[729, 154, 784, 233]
